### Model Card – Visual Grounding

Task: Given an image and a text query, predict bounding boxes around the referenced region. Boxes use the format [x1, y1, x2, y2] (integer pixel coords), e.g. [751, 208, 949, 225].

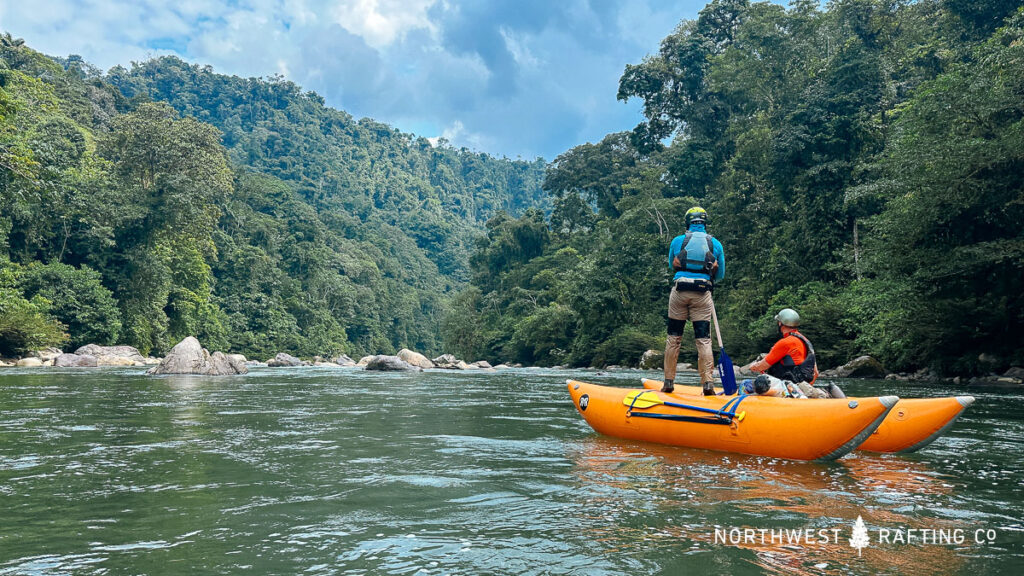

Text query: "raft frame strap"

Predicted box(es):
[627, 412, 733, 425]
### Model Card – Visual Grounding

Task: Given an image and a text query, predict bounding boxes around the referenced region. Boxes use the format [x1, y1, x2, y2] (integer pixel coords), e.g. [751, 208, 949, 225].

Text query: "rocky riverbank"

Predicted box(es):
[0, 345, 160, 368]
[0, 339, 513, 376]
[5, 340, 1020, 387]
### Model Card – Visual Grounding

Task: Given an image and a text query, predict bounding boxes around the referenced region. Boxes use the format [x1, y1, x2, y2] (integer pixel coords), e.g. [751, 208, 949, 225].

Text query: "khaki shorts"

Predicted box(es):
[668, 288, 712, 322]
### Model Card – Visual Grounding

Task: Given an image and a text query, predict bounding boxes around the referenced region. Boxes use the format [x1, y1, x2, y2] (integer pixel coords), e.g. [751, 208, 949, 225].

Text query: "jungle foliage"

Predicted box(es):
[0, 38, 546, 357]
[446, 0, 1024, 375]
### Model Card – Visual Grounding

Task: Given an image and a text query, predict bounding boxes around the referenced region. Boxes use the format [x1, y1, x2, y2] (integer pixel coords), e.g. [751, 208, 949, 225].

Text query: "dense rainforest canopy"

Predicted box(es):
[1, 0, 1021, 377]
[0, 35, 546, 358]
[445, 0, 1024, 375]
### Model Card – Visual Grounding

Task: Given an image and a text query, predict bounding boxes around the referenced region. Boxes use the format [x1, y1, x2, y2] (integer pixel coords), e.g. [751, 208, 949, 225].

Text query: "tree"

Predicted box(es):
[0, 261, 67, 355]
[17, 262, 121, 349]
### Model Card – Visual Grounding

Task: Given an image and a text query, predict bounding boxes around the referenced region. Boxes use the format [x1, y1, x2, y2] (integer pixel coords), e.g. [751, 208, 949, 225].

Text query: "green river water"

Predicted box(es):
[1, 367, 1021, 575]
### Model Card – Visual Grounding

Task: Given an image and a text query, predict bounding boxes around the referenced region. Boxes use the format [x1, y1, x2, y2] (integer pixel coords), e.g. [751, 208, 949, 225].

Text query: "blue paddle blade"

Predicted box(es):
[718, 348, 738, 395]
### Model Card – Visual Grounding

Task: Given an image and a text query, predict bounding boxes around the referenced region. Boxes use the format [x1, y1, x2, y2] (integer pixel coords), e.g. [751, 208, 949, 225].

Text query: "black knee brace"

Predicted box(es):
[667, 317, 686, 337]
[692, 320, 711, 339]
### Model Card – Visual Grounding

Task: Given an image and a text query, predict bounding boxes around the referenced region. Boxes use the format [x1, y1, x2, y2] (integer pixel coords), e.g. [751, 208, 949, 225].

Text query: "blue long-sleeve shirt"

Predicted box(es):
[668, 223, 725, 283]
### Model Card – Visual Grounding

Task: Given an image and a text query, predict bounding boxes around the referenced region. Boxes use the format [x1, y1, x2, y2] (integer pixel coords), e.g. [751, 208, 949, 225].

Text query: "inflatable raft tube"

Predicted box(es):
[568, 380, 897, 461]
[640, 379, 974, 454]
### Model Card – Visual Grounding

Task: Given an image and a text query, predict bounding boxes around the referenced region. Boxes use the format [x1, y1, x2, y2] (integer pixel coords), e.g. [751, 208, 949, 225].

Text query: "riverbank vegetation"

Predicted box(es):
[0, 37, 545, 358]
[2, 0, 1021, 377]
[444, 0, 1024, 375]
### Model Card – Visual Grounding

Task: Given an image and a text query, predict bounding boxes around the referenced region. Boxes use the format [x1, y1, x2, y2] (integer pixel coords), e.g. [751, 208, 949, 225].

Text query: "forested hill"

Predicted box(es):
[445, 0, 1024, 376]
[0, 39, 546, 358]
[105, 57, 548, 278]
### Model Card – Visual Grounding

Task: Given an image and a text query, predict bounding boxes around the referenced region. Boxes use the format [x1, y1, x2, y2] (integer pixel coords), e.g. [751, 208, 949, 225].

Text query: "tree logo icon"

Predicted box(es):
[850, 515, 870, 556]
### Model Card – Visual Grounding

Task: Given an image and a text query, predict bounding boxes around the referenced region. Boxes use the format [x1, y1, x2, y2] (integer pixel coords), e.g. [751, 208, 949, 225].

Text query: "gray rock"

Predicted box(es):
[432, 354, 470, 369]
[74, 344, 146, 366]
[334, 354, 356, 366]
[431, 354, 461, 368]
[148, 337, 247, 376]
[225, 354, 248, 373]
[357, 355, 374, 366]
[30, 347, 63, 362]
[978, 353, 1000, 366]
[74, 344, 144, 361]
[967, 374, 1021, 386]
[1004, 367, 1024, 380]
[16, 357, 43, 367]
[639, 349, 664, 370]
[822, 355, 888, 378]
[365, 355, 421, 371]
[54, 353, 99, 367]
[267, 352, 308, 367]
[398, 348, 435, 369]
[471, 360, 493, 369]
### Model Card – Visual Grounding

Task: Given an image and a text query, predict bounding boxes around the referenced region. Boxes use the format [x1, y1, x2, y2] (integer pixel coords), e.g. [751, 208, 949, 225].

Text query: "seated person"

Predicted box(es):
[745, 308, 826, 398]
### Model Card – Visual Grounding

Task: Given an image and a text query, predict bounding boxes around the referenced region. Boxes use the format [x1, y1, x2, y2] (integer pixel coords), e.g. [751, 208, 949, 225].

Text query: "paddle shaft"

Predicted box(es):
[710, 295, 724, 350]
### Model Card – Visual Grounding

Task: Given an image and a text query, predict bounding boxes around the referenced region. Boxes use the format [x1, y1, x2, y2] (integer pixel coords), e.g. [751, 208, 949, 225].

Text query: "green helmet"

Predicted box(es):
[685, 206, 708, 227]
[775, 308, 801, 327]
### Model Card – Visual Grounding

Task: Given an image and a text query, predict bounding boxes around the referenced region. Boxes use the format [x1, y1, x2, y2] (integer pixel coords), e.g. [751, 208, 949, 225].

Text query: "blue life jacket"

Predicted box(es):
[669, 224, 725, 283]
[677, 231, 715, 276]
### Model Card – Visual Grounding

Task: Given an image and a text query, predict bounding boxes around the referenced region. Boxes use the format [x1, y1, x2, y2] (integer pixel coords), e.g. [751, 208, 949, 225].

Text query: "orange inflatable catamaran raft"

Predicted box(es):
[568, 380, 898, 461]
[639, 379, 974, 454]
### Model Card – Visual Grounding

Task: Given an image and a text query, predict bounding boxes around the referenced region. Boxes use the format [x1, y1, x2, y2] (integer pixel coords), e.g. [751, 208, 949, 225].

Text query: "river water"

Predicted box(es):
[0, 367, 1021, 575]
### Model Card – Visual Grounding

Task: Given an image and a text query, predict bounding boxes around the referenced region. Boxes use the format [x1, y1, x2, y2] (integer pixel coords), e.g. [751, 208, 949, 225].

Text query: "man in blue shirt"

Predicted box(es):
[662, 206, 725, 395]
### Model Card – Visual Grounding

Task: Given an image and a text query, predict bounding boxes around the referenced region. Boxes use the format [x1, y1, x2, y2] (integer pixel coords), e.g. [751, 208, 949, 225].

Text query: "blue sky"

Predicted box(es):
[0, 0, 712, 159]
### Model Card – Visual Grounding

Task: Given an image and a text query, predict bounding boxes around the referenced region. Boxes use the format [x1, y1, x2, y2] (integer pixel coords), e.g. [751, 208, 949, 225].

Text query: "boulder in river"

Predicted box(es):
[1004, 367, 1024, 380]
[397, 349, 434, 369]
[267, 353, 308, 367]
[639, 349, 664, 370]
[432, 354, 465, 369]
[148, 337, 248, 376]
[822, 355, 888, 379]
[365, 355, 421, 371]
[29, 347, 63, 363]
[54, 353, 99, 367]
[74, 344, 146, 366]
[357, 355, 374, 367]
[16, 357, 43, 367]
[470, 360, 494, 371]
[334, 354, 356, 366]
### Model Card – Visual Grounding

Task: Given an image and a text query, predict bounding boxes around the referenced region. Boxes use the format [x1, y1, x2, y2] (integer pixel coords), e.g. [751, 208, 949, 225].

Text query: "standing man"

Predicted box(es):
[662, 206, 725, 395]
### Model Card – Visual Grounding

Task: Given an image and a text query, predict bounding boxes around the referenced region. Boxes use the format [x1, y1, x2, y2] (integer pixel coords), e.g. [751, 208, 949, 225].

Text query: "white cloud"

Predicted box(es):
[0, 0, 710, 158]
[329, 0, 437, 49]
